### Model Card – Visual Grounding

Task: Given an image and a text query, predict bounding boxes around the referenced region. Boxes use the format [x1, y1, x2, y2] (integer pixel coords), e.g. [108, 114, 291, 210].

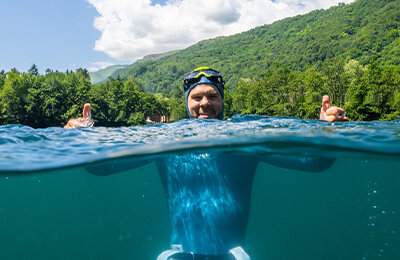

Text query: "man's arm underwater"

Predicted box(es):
[257, 154, 335, 172]
[85, 157, 153, 176]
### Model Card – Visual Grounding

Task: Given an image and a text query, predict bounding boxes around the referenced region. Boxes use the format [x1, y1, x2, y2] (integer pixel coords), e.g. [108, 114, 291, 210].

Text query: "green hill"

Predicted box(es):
[89, 65, 128, 84]
[98, 0, 400, 95]
[89, 50, 180, 84]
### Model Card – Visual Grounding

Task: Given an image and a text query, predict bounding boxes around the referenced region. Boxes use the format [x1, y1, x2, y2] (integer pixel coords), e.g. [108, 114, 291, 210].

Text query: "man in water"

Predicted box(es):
[67, 67, 347, 259]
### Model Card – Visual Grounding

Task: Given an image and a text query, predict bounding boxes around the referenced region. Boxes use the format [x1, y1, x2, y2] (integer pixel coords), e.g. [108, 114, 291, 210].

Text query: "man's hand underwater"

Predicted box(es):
[64, 103, 94, 128]
[319, 95, 348, 122]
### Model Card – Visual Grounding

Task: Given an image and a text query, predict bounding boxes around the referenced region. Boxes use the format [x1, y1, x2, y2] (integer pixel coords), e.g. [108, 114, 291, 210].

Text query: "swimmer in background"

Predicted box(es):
[66, 67, 347, 260]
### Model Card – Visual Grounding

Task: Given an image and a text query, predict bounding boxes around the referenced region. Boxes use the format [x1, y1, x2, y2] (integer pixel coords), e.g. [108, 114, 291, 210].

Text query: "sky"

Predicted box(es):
[0, 0, 354, 74]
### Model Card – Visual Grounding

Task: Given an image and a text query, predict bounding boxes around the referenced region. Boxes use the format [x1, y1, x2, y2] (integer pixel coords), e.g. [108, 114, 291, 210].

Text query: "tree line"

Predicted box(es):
[1, 58, 399, 128]
[0, 65, 186, 128]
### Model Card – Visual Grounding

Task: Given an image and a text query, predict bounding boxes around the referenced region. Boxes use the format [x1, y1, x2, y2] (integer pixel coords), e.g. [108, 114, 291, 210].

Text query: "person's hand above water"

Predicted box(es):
[319, 95, 348, 122]
[64, 103, 94, 128]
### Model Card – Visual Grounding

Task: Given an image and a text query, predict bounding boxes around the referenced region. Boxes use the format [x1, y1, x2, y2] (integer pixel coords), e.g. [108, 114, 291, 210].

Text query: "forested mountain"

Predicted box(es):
[104, 0, 400, 95]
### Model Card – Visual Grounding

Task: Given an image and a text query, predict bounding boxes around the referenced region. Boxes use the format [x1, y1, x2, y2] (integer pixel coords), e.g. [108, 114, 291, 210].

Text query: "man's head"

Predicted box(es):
[183, 67, 225, 119]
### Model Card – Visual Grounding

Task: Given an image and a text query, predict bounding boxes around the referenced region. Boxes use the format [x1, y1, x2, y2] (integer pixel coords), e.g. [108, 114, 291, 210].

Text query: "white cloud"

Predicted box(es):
[87, 0, 354, 62]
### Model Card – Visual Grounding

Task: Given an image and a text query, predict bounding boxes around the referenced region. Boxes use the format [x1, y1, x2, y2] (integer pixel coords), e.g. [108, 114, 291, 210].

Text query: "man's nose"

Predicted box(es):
[200, 97, 211, 106]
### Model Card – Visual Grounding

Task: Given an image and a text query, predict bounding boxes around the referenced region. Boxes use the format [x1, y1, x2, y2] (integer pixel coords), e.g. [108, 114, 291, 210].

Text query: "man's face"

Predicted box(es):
[187, 84, 223, 119]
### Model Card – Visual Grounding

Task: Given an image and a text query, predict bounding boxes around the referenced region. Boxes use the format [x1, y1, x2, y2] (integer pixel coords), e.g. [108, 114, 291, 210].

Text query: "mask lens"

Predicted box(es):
[183, 69, 225, 91]
[184, 78, 199, 91]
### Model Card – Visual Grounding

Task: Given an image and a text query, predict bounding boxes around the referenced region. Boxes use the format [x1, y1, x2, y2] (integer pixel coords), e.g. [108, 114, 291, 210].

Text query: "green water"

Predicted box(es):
[248, 158, 400, 259]
[2, 117, 400, 259]
[0, 163, 168, 259]
[1, 157, 399, 259]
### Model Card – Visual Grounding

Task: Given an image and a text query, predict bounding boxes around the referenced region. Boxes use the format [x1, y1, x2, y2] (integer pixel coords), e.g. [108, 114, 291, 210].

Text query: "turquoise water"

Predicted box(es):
[1, 115, 400, 259]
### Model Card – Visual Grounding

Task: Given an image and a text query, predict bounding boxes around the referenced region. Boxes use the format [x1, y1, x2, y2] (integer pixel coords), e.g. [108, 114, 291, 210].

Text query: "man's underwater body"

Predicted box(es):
[67, 67, 347, 259]
[88, 151, 333, 259]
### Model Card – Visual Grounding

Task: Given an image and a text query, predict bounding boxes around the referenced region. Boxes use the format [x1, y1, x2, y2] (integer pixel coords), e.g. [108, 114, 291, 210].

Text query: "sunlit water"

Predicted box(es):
[1, 115, 400, 259]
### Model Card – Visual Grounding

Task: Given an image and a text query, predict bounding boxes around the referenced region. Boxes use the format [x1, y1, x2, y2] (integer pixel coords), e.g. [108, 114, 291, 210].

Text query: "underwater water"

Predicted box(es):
[0, 114, 400, 260]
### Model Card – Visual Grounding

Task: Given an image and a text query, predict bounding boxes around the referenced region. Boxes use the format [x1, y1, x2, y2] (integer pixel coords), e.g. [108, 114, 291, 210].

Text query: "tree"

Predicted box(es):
[76, 68, 90, 80]
[0, 70, 5, 90]
[125, 76, 144, 92]
[232, 78, 252, 113]
[322, 58, 348, 107]
[0, 71, 30, 124]
[28, 64, 39, 76]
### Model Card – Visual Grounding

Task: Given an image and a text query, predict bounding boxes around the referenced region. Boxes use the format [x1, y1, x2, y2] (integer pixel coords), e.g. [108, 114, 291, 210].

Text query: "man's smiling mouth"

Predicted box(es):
[199, 113, 214, 119]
